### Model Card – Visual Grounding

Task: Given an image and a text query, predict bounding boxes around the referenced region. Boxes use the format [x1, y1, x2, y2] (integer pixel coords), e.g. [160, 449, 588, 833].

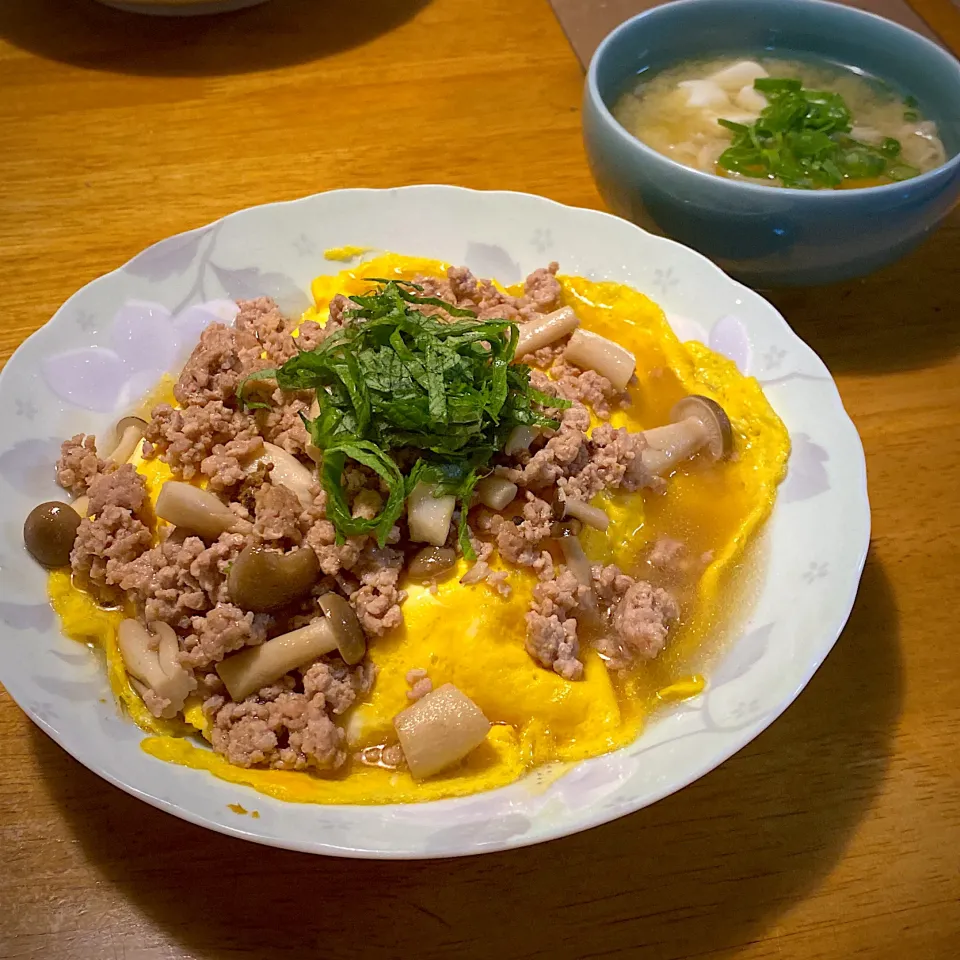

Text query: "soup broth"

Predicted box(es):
[613, 55, 947, 188]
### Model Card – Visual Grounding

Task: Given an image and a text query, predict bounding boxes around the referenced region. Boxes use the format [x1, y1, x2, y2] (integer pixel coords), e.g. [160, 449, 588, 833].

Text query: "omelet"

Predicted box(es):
[52, 254, 789, 805]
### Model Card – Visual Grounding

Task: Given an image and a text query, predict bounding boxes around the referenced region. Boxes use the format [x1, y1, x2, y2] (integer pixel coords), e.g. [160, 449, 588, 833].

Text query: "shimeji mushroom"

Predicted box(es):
[227, 544, 320, 612]
[562, 498, 609, 531]
[105, 416, 148, 464]
[563, 329, 637, 390]
[407, 482, 456, 547]
[549, 519, 595, 589]
[407, 546, 458, 582]
[215, 595, 366, 701]
[515, 306, 580, 357]
[504, 425, 540, 456]
[640, 395, 734, 477]
[393, 683, 490, 779]
[255, 442, 316, 508]
[155, 480, 238, 539]
[23, 502, 81, 567]
[117, 619, 195, 718]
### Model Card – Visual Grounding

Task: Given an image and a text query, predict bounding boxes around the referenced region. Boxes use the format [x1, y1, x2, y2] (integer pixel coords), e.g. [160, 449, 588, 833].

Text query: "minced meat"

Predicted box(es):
[173, 322, 265, 406]
[143, 401, 258, 480]
[43, 260, 697, 780]
[71, 505, 153, 601]
[56, 434, 106, 497]
[86, 463, 148, 519]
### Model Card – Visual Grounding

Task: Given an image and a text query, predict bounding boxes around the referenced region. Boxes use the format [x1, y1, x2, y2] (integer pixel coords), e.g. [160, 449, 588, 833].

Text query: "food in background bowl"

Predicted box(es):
[24, 253, 789, 805]
[582, 0, 960, 285]
[613, 57, 946, 189]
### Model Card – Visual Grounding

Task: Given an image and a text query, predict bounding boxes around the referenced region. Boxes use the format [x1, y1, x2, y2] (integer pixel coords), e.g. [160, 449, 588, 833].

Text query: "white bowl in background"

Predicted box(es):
[95, 0, 269, 16]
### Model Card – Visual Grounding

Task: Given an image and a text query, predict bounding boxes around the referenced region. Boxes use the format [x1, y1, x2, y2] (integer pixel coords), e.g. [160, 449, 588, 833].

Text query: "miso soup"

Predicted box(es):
[613, 56, 947, 189]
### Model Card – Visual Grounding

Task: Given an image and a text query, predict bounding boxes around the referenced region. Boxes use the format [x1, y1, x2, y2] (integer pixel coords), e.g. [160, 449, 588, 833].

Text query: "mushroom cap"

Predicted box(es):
[23, 501, 81, 568]
[116, 415, 148, 437]
[319, 593, 367, 665]
[670, 395, 733, 460]
[407, 546, 457, 583]
[228, 544, 320, 613]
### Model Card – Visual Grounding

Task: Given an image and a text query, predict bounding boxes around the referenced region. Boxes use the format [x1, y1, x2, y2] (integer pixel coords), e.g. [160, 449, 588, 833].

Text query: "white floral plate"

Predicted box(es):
[0, 186, 869, 858]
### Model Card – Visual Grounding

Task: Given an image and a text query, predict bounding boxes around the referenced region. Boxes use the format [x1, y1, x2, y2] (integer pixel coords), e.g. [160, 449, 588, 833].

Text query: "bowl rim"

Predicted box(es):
[586, 0, 960, 199]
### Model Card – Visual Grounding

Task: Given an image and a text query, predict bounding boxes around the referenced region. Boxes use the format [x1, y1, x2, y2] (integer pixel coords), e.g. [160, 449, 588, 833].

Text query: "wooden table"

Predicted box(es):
[1, 0, 958, 957]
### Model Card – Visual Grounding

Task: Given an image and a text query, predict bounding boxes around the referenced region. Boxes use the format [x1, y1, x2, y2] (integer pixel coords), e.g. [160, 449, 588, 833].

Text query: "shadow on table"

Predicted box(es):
[0, 0, 430, 77]
[765, 215, 960, 375]
[33, 552, 901, 960]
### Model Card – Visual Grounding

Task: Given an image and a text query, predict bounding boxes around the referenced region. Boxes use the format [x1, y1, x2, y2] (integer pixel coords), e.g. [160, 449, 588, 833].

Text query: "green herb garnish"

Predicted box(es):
[239, 280, 569, 555]
[717, 78, 919, 188]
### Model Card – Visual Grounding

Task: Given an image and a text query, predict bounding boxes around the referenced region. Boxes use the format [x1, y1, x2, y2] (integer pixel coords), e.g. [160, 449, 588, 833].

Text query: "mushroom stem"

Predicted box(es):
[117, 619, 194, 718]
[563, 499, 609, 531]
[515, 306, 580, 358]
[216, 619, 338, 701]
[559, 535, 594, 588]
[563, 329, 636, 389]
[407, 482, 455, 547]
[640, 418, 708, 476]
[640, 395, 734, 475]
[504, 425, 540, 457]
[155, 481, 238, 539]
[393, 683, 490, 779]
[256, 442, 316, 508]
[105, 418, 147, 465]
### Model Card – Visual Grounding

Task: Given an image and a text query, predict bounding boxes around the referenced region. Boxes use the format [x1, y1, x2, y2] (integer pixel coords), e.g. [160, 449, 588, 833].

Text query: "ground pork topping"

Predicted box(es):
[558, 423, 664, 502]
[414, 262, 563, 324]
[303, 659, 378, 714]
[254, 388, 313, 455]
[349, 544, 406, 637]
[302, 515, 365, 577]
[199, 434, 264, 492]
[56, 434, 107, 497]
[119, 530, 245, 629]
[405, 667, 433, 701]
[327, 294, 360, 330]
[522, 262, 563, 314]
[70, 505, 153, 601]
[525, 567, 592, 680]
[210, 690, 346, 771]
[234, 296, 288, 342]
[492, 494, 553, 569]
[182, 603, 270, 669]
[86, 463, 148, 519]
[546, 358, 629, 420]
[253, 482, 304, 544]
[173, 322, 265, 406]
[233, 296, 306, 365]
[591, 565, 679, 669]
[142, 401, 258, 481]
[498, 402, 592, 491]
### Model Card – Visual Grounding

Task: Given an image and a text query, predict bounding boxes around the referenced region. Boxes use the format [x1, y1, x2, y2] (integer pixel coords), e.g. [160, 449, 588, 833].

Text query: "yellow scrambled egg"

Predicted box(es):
[51, 254, 789, 805]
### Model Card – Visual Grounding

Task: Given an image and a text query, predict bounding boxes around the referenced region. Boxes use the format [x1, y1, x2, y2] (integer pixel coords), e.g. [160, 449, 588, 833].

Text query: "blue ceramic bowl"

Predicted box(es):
[583, 0, 960, 286]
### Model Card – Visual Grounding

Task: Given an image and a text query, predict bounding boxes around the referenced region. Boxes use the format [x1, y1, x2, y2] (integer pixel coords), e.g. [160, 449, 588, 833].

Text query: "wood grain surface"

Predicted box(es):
[1, 1, 958, 958]
[548, 0, 942, 67]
